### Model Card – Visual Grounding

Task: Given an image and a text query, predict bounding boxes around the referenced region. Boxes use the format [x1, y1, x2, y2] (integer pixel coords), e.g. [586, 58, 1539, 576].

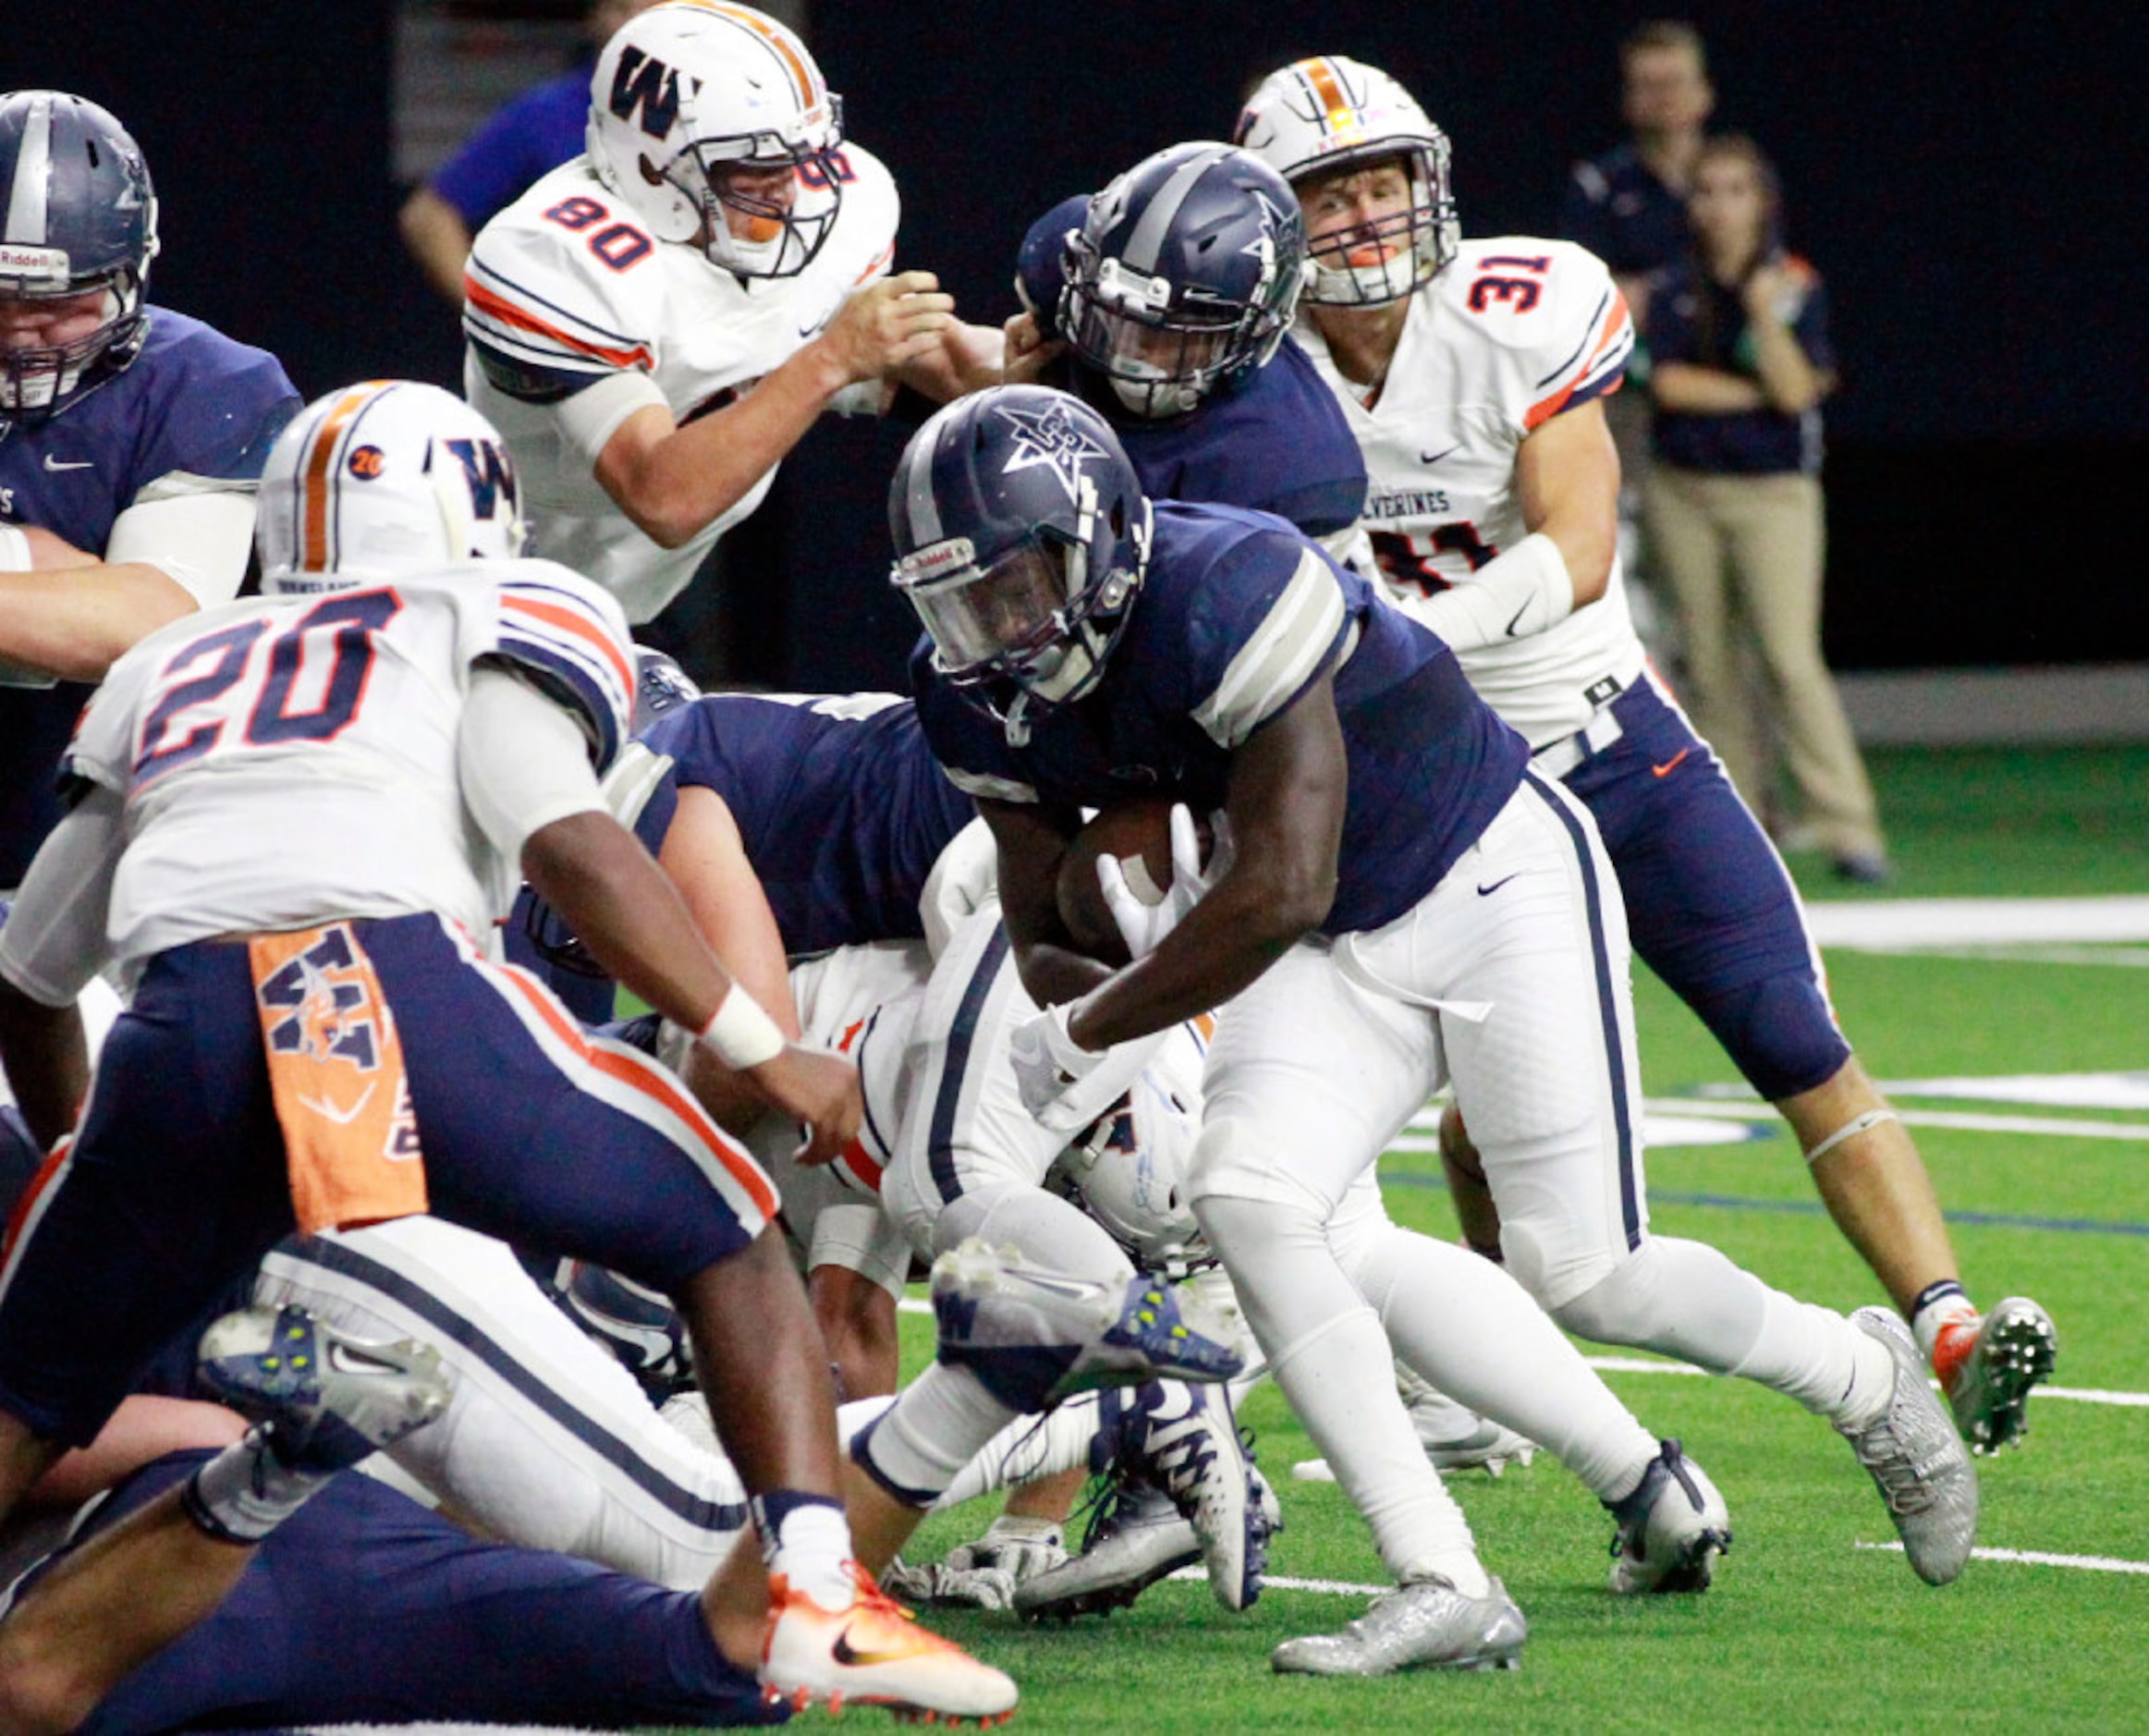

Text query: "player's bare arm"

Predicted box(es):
[979, 795, 1111, 1009]
[591, 270, 952, 549]
[1515, 396, 1622, 610]
[1066, 680, 1346, 1052]
[891, 314, 1008, 403]
[520, 809, 862, 1163]
[0, 528, 201, 681]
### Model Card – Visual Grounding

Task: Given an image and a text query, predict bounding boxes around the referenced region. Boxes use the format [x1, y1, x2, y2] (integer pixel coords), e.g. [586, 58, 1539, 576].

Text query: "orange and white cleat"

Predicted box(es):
[761, 1562, 1019, 1725]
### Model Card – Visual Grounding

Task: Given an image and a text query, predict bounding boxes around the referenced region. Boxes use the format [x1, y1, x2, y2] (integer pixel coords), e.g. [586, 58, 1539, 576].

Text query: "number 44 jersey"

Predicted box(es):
[63, 558, 633, 973]
[1301, 237, 1642, 749]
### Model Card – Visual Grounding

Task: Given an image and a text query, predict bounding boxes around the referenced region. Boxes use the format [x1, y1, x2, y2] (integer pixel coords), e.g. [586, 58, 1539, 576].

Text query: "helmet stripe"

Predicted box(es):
[299, 384, 388, 572]
[899, 421, 945, 548]
[3, 92, 54, 246]
[1300, 57, 1356, 136]
[706, 3, 823, 116]
[1120, 145, 1227, 275]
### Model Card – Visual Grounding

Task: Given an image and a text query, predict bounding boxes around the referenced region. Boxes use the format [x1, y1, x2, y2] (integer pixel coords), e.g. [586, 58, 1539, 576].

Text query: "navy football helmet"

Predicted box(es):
[0, 92, 160, 419]
[1060, 142, 1306, 420]
[890, 385, 1151, 731]
[631, 645, 701, 733]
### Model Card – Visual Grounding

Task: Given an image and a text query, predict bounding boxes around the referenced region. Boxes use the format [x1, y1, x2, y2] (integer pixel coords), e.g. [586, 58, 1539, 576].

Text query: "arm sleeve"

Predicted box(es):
[484, 567, 637, 772]
[102, 491, 260, 607]
[1520, 247, 1634, 431]
[1187, 539, 1350, 749]
[458, 665, 608, 864]
[0, 785, 123, 1005]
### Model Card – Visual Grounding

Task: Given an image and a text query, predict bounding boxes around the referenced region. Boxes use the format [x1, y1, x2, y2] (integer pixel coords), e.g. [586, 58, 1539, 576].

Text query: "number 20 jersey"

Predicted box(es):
[63, 558, 634, 972]
[463, 150, 900, 625]
[1300, 236, 1642, 748]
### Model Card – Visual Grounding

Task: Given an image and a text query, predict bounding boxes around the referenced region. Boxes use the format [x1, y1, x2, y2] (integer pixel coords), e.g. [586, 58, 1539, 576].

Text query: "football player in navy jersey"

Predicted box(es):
[885, 384, 1986, 1672]
[1006, 141, 1365, 556]
[0, 91, 299, 890]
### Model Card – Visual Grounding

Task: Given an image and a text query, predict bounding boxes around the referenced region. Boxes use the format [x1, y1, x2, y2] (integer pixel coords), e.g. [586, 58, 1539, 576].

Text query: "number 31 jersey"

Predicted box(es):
[64, 558, 634, 972]
[1300, 236, 1643, 748]
[463, 149, 900, 625]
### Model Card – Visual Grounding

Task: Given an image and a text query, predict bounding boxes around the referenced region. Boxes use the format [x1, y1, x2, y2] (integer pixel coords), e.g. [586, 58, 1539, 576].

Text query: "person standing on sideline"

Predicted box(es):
[1642, 133, 1888, 883]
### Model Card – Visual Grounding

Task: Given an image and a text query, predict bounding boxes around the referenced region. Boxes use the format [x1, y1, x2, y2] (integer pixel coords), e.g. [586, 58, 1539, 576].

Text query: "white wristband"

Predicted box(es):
[1407, 531, 1574, 653]
[0, 523, 31, 570]
[695, 985, 786, 1070]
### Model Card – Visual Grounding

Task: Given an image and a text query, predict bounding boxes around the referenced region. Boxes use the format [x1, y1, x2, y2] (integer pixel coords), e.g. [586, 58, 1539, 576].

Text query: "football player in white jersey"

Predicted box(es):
[463, 1, 997, 624]
[0, 380, 1020, 1723]
[1237, 57, 2012, 1555]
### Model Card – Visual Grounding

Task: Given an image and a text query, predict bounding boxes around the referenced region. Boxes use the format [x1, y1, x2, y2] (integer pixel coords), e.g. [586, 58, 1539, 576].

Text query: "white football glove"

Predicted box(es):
[1008, 1000, 1162, 1134]
[1094, 802, 1228, 960]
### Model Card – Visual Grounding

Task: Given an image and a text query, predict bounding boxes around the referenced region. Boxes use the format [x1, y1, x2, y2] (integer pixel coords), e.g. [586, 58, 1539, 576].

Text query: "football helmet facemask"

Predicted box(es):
[890, 385, 1151, 735]
[1234, 55, 1459, 306]
[1061, 141, 1307, 421]
[585, 1, 845, 279]
[256, 382, 528, 593]
[0, 91, 160, 420]
[1056, 1023, 1210, 1271]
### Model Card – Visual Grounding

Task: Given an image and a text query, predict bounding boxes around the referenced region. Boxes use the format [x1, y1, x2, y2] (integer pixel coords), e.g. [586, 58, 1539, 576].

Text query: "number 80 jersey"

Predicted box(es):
[64, 558, 634, 972]
[1300, 236, 1645, 748]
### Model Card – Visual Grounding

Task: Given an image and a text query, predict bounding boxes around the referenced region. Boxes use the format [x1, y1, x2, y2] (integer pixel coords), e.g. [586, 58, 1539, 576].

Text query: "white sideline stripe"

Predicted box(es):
[1857, 1542, 2149, 1576]
[1471, 1097, 2149, 1144]
[1801, 895, 2149, 950]
[1167, 1565, 1388, 1597]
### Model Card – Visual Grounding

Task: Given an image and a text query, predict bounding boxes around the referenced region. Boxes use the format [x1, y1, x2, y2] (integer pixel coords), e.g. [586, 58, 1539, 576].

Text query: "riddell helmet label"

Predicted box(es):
[0, 243, 69, 283]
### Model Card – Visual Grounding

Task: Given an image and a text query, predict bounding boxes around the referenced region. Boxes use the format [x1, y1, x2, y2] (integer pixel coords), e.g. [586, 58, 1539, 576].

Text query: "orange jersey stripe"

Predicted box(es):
[1524, 293, 1631, 430]
[500, 593, 634, 697]
[496, 967, 781, 1223]
[300, 385, 385, 571]
[464, 279, 655, 372]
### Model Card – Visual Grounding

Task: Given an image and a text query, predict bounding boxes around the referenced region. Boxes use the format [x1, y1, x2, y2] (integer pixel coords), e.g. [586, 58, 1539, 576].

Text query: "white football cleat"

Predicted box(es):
[760, 1562, 1018, 1723]
[1606, 1439, 1731, 1594]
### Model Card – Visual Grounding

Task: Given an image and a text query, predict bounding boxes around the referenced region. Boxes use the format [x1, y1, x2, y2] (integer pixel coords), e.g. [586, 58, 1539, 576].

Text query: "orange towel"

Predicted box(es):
[250, 923, 428, 1235]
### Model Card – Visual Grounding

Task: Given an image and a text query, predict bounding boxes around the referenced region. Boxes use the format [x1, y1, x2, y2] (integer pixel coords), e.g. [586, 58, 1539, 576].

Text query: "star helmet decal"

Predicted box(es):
[995, 397, 1112, 507]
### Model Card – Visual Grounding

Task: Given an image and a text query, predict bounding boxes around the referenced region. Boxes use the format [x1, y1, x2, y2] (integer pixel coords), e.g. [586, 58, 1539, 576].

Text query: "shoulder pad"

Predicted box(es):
[465, 167, 664, 378]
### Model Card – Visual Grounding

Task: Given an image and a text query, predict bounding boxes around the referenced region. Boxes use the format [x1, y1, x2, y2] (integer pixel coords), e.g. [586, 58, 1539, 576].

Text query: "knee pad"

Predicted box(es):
[1545, 1243, 1669, 1345]
[936, 1183, 1132, 1282]
[1691, 972, 1852, 1103]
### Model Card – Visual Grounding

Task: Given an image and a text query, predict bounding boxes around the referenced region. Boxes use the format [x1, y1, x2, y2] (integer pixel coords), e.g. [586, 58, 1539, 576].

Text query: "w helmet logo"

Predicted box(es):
[608, 46, 697, 140]
[442, 436, 518, 520]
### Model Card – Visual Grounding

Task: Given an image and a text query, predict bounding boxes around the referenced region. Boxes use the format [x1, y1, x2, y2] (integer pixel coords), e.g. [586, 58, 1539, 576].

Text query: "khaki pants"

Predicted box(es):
[1642, 465, 1884, 857]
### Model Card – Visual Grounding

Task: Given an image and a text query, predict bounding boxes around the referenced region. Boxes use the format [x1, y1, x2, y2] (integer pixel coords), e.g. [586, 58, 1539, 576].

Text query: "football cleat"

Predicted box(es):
[1606, 1439, 1732, 1595]
[879, 1555, 1021, 1611]
[1935, 1297, 2057, 1454]
[1838, 1307, 1979, 1585]
[760, 1562, 1018, 1724]
[928, 1237, 1243, 1412]
[1017, 1386, 1276, 1620]
[1270, 1575, 1526, 1676]
[196, 1303, 451, 1473]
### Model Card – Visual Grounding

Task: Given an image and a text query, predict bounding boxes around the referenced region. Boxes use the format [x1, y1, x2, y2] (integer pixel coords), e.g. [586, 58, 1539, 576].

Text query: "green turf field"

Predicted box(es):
[824, 747, 2149, 1730]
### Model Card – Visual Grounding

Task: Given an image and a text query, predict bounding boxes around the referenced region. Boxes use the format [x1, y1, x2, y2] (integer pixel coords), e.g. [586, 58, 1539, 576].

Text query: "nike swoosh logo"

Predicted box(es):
[1503, 602, 1533, 638]
[297, 1083, 375, 1125]
[1652, 749, 1691, 778]
[1477, 874, 1521, 897]
[831, 1625, 911, 1669]
[43, 455, 93, 471]
[1419, 445, 1459, 465]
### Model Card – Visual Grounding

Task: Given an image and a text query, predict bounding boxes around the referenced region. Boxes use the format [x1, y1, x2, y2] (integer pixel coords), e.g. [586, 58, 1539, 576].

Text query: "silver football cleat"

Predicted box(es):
[1271, 1575, 1527, 1676]
[1839, 1307, 1978, 1585]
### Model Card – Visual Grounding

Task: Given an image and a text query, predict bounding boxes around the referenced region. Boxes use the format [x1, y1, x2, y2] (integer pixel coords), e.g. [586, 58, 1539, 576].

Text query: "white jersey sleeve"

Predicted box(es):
[482, 557, 638, 774]
[1307, 237, 1646, 748]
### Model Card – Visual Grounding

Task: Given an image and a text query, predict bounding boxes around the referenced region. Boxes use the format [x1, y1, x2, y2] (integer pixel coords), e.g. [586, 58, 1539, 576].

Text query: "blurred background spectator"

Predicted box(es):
[1560, 20, 1716, 663]
[397, 0, 663, 305]
[1642, 133, 1889, 884]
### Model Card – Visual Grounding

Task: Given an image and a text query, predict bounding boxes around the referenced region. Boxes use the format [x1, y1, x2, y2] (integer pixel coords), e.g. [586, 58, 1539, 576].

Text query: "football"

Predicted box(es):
[1056, 797, 1210, 963]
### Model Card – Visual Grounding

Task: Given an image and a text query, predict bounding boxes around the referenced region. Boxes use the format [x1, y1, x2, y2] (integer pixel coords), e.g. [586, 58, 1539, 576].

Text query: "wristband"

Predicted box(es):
[695, 986, 786, 1070]
[0, 524, 30, 570]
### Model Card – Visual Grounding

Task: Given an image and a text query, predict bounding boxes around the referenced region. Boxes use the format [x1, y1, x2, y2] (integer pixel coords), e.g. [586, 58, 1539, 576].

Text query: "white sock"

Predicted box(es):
[853, 1363, 1020, 1506]
[1198, 1193, 1488, 1596]
[752, 1492, 855, 1610]
[934, 1393, 1100, 1510]
[1342, 1216, 1658, 1502]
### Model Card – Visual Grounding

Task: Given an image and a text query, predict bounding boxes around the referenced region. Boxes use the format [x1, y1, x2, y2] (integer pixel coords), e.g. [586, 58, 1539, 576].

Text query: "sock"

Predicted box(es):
[180, 1424, 337, 1545]
[751, 1490, 855, 1610]
[1911, 1280, 1978, 1369]
[933, 1392, 1099, 1510]
[1199, 1192, 1489, 1597]
[851, 1363, 1020, 1507]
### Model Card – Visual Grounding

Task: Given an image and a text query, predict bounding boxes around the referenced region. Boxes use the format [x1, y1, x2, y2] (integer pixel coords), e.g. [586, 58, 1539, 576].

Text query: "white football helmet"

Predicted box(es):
[256, 381, 527, 593]
[585, 1, 844, 278]
[1234, 55, 1459, 306]
[1057, 1022, 1209, 1270]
